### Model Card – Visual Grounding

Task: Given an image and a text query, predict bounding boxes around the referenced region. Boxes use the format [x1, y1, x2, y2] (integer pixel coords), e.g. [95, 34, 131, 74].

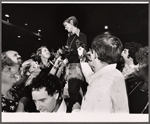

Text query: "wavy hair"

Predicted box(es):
[31, 74, 63, 96]
[91, 33, 123, 64]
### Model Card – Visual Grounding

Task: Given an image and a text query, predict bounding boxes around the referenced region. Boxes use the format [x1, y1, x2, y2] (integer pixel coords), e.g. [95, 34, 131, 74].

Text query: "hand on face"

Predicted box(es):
[29, 61, 41, 75]
[121, 49, 129, 59]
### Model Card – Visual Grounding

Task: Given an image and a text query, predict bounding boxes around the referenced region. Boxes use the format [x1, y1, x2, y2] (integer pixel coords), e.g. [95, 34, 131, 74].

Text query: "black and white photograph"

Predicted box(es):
[1, 0, 149, 122]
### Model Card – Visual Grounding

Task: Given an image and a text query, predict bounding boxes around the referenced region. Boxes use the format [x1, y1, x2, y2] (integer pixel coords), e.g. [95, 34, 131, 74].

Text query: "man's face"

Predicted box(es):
[41, 47, 50, 59]
[6, 50, 22, 65]
[32, 87, 56, 112]
[121, 49, 134, 65]
[2, 65, 19, 85]
[63, 22, 73, 33]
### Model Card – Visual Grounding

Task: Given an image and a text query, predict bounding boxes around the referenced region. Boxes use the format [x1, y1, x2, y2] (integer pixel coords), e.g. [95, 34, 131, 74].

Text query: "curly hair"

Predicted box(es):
[123, 42, 142, 64]
[135, 46, 148, 65]
[91, 33, 123, 64]
[1, 51, 15, 71]
[30, 74, 62, 96]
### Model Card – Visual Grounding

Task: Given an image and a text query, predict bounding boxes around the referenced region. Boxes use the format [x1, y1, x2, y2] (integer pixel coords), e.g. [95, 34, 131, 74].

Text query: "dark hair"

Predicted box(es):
[123, 42, 142, 65]
[135, 46, 148, 65]
[1, 51, 15, 71]
[63, 16, 78, 27]
[91, 33, 123, 64]
[31, 74, 62, 96]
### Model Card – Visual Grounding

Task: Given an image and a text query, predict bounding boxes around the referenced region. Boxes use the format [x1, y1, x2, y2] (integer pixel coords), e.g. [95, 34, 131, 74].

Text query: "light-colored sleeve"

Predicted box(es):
[80, 62, 94, 84]
[71, 109, 80, 113]
[109, 75, 129, 113]
[80, 88, 112, 113]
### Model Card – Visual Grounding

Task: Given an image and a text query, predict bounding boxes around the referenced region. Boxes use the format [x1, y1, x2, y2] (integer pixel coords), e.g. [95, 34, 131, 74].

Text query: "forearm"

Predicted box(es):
[80, 62, 94, 84]
[49, 66, 58, 75]
[56, 65, 64, 78]
[16, 97, 29, 112]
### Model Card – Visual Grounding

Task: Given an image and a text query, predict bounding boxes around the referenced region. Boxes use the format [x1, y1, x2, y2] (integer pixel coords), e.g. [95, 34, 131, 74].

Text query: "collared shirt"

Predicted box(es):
[77, 62, 129, 113]
[74, 28, 80, 37]
[55, 99, 67, 113]
[2, 95, 18, 112]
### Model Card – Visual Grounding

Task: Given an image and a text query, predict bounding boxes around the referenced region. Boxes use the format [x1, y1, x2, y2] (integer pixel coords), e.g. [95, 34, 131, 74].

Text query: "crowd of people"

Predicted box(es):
[1, 16, 148, 113]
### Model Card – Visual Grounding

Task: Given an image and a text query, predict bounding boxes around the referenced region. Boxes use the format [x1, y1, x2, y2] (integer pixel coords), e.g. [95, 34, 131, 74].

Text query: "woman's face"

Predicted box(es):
[63, 22, 73, 33]
[41, 47, 50, 59]
[121, 49, 134, 65]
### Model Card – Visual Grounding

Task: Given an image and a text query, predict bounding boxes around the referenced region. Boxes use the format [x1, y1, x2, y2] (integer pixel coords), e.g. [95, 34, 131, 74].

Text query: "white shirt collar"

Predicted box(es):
[89, 64, 117, 84]
[73, 28, 80, 37]
[55, 99, 67, 113]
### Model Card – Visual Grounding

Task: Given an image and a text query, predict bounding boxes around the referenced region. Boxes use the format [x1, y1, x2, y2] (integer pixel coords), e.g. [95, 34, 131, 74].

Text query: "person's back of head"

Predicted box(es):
[91, 33, 123, 64]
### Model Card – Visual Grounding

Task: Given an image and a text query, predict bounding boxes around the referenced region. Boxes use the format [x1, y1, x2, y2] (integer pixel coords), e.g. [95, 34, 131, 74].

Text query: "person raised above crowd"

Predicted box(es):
[63, 16, 88, 112]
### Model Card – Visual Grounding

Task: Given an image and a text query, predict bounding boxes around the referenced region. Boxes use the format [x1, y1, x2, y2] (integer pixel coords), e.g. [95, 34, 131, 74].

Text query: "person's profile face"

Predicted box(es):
[63, 22, 73, 33]
[121, 49, 134, 65]
[32, 87, 56, 112]
[41, 47, 50, 59]
[7, 51, 22, 65]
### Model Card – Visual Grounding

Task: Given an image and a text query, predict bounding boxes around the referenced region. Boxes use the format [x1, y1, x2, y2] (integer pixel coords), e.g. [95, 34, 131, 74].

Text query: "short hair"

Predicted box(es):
[31, 74, 62, 96]
[1, 51, 15, 71]
[91, 33, 123, 64]
[135, 46, 148, 65]
[123, 42, 142, 65]
[63, 16, 78, 27]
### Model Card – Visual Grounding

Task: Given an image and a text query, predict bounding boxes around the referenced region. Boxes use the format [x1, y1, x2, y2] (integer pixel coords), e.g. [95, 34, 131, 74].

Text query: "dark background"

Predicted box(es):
[2, 3, 148, 61]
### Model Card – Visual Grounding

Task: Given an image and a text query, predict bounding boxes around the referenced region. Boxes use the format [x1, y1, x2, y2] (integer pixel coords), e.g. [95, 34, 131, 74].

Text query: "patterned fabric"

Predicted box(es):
[66, 32, 87, 63]
[9, 85, 26, 101]
[76, 63, 129, 113]
[1, 84, 28, 112]
[1, 95, 18, 112]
